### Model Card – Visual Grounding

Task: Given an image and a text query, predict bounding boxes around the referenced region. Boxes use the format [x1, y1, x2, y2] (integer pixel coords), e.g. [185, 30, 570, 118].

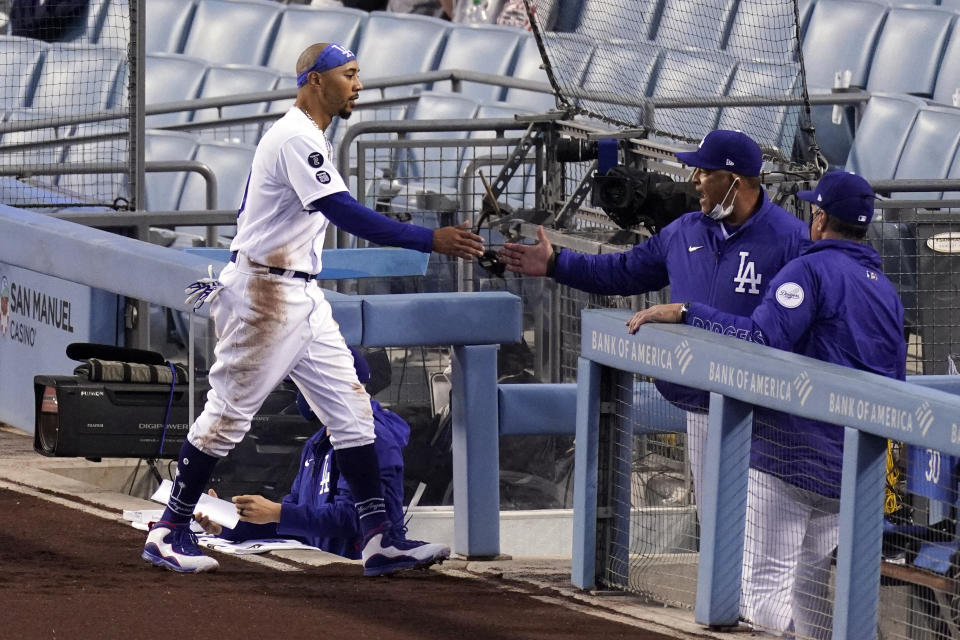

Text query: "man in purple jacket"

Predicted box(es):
[501, 130, 811, 519]
[195, 349, 417, 562]
[627, 171, 906, 637]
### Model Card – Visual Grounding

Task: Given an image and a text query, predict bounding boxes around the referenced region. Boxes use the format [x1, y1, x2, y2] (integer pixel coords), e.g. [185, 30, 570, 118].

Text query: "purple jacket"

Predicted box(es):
[222, 400, 410, 558]
[555, 191, 810, 409]
[687, 240, 906, 497]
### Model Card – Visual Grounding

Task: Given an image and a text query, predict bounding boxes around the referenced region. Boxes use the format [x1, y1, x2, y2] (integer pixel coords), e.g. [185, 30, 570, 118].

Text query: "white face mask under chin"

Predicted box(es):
[707, 178, 740, 221]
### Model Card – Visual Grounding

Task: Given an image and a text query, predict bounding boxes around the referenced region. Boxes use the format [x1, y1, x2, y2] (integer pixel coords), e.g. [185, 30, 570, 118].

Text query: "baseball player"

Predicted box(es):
[195, 349, 415, 560]
[500, 130, 811, 519]
[142, 42, 483, 575]
[628, 172, 905, 637]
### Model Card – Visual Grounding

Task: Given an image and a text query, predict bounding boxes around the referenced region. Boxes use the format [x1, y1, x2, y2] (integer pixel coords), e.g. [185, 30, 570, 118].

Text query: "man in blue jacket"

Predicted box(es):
[501, 129, 811, 517]
[627, 171, 906, 638]
[195, 349, 419, 563]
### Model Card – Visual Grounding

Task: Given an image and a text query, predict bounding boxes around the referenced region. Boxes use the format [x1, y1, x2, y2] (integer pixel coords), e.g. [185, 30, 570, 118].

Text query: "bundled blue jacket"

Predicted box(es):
[555, 191, 810, 409]
[686, 240, 906, 497]
[221, 399, 410, 558]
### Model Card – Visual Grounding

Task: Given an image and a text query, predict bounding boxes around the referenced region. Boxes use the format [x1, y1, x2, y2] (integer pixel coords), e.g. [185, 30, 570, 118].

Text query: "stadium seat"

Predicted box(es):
[177, 140, 255, 213]
[716, 61, 802, 157]
[144, 129, 199, 212]
[180, 0, 282, 66]
[866, 7, 954, 97]
[801, 0, 888, 167]
[725, 0, 812, 61]
[432, 24, 527, 103]
[30, 45, 127, 112]
[573, 0, 662, 41]
[941, 0, 960, 10]
[890, 105, 960, 200]
[503, 32, 591, 112]
[353, 12, 450, 99]
[466, 102, 536, 210]
[844, 93, 925, 180]
[145, 0, 196, 54]
[266, 73, 297, 116]
[579, 40, 660, 127]
[191, 64, 282, 144]
[647, 48, 737, 142]
[144, 53, 207, 128]
[91, 0, 129, 47]
[652, 0, 738, 51]
[0, 109, 64, 175]
[933, 24, 960, 107]
[802, 0, 887, 89]
[0, 36, 48, 110]
[264, 6, 366, 73]
[57, 121, 128, 205]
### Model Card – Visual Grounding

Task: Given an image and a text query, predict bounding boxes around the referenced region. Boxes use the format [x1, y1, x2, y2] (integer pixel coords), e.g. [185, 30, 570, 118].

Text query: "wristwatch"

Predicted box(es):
[679, 302, 690, 323]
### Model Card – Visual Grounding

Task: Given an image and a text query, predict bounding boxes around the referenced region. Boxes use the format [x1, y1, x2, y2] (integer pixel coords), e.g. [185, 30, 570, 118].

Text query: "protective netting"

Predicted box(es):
[525, 0, 813, 163]
[0, 0, 131, 210]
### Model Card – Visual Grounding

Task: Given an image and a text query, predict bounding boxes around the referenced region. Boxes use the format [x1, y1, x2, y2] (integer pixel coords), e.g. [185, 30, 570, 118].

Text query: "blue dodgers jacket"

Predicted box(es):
[555, 191, 810, 410]
[222, 400, 410, 558]
[686, 240, 907, 498]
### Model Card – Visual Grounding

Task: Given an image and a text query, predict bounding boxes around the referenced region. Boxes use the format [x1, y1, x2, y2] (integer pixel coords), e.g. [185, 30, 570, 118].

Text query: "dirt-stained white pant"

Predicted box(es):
[187, 259, 374, 457]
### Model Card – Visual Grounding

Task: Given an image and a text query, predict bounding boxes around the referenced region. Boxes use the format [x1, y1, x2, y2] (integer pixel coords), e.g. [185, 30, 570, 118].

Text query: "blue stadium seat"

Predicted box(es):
[0, 109, 64, 175]
[802, 0, 887, 89]
[144, 130, 199, 212]
[191, 64, 282, 143]
[890, 105, 960, 200]
[725, 0, 812, 61]
[573, 0, 662, 41]
[266, 73, 297, 116]
[866, 7, 954, 96]
[0, 36, 47, 110]
[91, 0, 129, 47]
[181, 0, 282, 66]
[144, 53, 207, 128]
[652, 0, 738, 51]
[145, 0, 196, 54]
[941, 0, 960, 10]
[354, 12, 450, 99]
[177, 140, 255, 213]
[432, 24, 527, 103]
[648, 48, 737, 141]
[502, 34, 556, 111]
[579, 40, 660, 127]
[264, 6, 366, 73]
[802, 0, 888, 167]
[31, 45, 127, 112]
[945, 144, 960, 201]
[933, 23, 960, 107]
[57, 121, 128, 205]
[716, 61, 802, 157]
[844, 93, 925, 180]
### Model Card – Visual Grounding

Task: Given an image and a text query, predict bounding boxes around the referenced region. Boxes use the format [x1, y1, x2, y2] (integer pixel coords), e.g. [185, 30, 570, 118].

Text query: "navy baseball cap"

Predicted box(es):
[675, 130, 763, 177]
[797, 171, 876, 225]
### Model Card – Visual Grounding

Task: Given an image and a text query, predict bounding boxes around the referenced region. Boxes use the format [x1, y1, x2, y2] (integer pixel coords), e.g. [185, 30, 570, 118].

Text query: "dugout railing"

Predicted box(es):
[573, 309, 960, 638]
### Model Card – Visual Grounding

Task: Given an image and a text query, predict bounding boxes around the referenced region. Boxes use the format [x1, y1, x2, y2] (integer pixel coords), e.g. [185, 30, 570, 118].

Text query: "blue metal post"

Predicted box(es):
[695, 393, 753, 626]
[833, 427, 887, 639]
[450, 344, 500, 558]
[572, 357, 602, 589]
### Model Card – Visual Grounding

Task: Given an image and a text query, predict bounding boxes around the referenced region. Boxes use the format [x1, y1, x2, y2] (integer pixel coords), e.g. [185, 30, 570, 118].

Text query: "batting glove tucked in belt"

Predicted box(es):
[184, 265, 224, 311]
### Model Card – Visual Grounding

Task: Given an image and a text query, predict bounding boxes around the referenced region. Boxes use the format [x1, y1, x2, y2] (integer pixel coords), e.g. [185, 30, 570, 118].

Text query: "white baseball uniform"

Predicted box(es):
[188, 107, 374, 457]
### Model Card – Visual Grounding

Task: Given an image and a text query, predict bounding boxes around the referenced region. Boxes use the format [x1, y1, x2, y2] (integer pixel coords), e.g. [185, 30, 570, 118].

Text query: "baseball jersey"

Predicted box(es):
[221, 400, 410, 558]
[230, 107, 348, 274]
[554, 191, 811, 409]
[686, 240, 907, 497]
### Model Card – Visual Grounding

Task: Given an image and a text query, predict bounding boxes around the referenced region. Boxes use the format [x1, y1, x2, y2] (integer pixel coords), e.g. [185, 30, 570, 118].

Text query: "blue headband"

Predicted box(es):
[296, 44, 357, 88]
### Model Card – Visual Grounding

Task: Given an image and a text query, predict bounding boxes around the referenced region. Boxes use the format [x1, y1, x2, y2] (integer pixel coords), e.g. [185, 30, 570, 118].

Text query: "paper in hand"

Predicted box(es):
[151, 479, 240, 529]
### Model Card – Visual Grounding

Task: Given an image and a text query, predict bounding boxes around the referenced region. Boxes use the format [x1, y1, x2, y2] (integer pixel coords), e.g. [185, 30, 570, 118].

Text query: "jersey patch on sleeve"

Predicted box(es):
[775, 282, 804, 309]
[315, 170, 331, 184]
[308, 152, 324, 167]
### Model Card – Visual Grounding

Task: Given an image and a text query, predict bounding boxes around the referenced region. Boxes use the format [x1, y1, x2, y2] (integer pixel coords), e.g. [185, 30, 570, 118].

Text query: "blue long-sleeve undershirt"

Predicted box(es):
[313, 191, 434, 253]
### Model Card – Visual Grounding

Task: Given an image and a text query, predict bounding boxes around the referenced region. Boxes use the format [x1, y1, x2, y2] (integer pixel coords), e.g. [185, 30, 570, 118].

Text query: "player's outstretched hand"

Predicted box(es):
[626, 303, 684, 334]
[184, 264, 224, 311]
[232, 494, 282, 525]
[500, 225, 552, 276]
[432, 222, 484, 259]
